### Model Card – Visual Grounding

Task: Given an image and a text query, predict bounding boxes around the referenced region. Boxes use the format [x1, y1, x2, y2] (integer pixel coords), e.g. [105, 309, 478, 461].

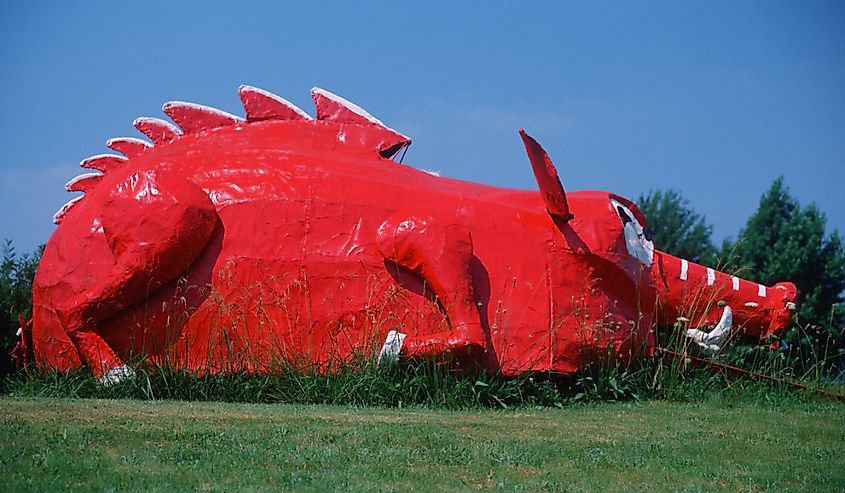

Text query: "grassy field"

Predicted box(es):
[1, 397, 843, 492]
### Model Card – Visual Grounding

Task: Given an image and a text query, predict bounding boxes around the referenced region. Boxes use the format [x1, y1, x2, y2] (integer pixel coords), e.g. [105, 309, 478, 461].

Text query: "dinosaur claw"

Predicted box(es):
[98, 364, 136, 386]
[378, 330, 406, 365]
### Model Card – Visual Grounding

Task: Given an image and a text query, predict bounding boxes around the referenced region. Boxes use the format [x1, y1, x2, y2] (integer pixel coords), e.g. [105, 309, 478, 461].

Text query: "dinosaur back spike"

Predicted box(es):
[133, 117, 181, 144]
[311, 87, 411, 156]
[65, 173, 103, 193]
[239, 85, 312, 122]
[53, 196, 83, 225]
[107, 137, 151, 158]
[311, 87, 387, 126]
[162, 101, 244, 134]
[80, 154, 128, 173]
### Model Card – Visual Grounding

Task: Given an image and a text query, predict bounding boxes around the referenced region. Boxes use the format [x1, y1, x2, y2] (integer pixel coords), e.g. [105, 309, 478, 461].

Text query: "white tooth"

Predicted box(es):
[732, 276, 740, 291]
[685, 328, 707, 343]
[758, 285, 767, 297]
[680, 259, 688, 281]
[683, 306, 732, 357]
[706, 268, 715, 286]
[705, 306, 732, 346]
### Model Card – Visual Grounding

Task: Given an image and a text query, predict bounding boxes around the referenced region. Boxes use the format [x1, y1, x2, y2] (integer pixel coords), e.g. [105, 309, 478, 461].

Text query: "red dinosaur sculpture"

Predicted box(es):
[25, 86, 797, 384]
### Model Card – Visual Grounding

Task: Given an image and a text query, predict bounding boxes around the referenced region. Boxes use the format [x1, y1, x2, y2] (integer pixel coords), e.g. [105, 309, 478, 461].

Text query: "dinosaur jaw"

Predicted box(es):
[650, 249, 797, 345]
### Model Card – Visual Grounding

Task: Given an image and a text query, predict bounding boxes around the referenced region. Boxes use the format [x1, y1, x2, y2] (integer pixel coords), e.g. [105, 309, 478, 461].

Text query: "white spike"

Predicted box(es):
[79, 153, 127, 169]
[106, 136, 151, 148]
[106, 136, 152, 155]
[53, 196, 83, 224]
[239, 85, 313, 120]
[312, 87, 385, 125]
[133, 117, 180, 134]
[132, 117, 182, 145]
[162, 101, 245, 122]
[65, 172, 102, 191]
[311, 87, 410, 140]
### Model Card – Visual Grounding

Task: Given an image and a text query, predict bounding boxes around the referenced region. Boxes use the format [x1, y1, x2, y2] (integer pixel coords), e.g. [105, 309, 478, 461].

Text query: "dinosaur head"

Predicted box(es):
[519, 130, 797, 347]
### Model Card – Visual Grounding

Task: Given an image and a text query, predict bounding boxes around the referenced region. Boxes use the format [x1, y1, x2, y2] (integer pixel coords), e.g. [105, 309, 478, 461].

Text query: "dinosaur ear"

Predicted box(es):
[519, 129, 572, 223]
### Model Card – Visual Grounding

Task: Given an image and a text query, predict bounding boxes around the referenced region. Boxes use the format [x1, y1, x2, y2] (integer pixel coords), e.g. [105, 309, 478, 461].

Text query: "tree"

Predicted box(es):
[0, 240, 42, 377]
[636, 189, 717, 265]
[720, 177, 845, 328]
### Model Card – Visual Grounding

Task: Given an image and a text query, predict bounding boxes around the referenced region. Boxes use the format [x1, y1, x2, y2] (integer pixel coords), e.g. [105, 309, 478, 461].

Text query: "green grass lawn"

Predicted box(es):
[2, 397, 843, 492]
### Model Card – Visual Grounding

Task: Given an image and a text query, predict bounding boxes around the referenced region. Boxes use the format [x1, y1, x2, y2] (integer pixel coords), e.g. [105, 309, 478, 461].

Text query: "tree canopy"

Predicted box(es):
[720, 177, 845, 327]
[0, 240, 41, 377]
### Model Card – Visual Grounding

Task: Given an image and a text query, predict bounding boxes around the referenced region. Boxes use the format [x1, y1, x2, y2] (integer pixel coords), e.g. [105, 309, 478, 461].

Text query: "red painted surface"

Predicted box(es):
[28, 86, 798, 379]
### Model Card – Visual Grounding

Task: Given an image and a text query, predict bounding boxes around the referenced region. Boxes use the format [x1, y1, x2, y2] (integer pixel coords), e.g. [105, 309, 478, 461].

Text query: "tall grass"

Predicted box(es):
[2, 239, 841, 407]
[4, 339, 840, 408]
[2, 357, 568, 409]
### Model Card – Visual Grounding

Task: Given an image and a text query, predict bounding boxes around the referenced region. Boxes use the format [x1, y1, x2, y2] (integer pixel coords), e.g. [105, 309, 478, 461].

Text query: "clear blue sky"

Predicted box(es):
[1, 1, 843, 254]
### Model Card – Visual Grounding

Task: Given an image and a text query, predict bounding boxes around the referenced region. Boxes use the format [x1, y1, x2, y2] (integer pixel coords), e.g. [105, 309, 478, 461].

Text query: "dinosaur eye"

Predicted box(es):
[610, 198, 654, 268]
[616, 206, 632, 225]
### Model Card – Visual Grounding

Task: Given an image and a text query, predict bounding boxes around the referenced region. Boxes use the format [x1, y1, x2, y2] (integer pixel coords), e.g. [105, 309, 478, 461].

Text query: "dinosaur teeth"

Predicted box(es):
[107, 137, 152, 158]
[162, 101, 244, 135]
[133, 117, 181, 145]
[65, 172, 103, 193]
[239, 85, 312, 122]
[80, 153, 128, 173]
[53, 196, 84, 225]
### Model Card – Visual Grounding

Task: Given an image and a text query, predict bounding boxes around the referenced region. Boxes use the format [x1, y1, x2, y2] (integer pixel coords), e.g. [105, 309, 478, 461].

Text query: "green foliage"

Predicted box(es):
[2, 358, 566, 409]
[719, 178, 845, 371]
[637, 189, 717, 264]
[0, 240, 42, 375]
[720, 178, 845, 324]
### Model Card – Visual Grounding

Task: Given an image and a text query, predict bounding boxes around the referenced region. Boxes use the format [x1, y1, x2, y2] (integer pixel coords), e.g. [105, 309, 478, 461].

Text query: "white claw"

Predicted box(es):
[684, 306, 733, 357]
[378, 330, 406, 365]
[99, 364, 136, 386]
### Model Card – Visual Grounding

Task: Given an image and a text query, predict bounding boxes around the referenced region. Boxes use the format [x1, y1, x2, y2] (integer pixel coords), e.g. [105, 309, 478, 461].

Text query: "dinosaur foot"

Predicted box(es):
[99, 364, 136, 386]
[378, 330, 407, 365]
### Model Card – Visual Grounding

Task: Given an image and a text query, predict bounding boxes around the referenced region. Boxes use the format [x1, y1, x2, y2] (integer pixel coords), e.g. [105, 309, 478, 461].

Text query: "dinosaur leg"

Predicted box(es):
[56, 170, 219, 383]
[375, 216, 486, 362]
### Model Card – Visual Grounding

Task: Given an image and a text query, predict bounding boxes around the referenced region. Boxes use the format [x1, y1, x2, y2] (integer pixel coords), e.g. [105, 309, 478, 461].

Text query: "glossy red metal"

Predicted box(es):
[29, 86, 798, 380]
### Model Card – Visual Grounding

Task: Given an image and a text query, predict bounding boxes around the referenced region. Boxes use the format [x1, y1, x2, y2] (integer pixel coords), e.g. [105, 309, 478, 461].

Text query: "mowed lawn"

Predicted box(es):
[1, 397, 843, 492]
